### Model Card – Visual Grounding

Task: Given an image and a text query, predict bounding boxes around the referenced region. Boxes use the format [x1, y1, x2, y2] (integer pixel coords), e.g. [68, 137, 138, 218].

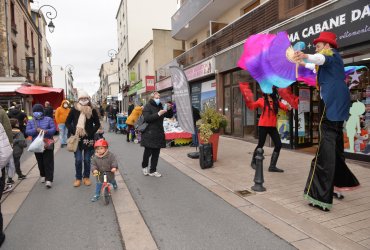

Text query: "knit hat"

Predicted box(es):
[78, 90, 90, 99]
[32, 104, 44, 113]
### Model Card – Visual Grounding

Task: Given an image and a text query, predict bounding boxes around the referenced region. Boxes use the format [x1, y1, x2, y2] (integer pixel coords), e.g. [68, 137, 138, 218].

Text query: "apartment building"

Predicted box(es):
[51, 65, 75, 100]
[156, 0, 370, 162]
[115, 0, 178, 110]
[98, 59, 119, 106]
[127, 29, 184, 104]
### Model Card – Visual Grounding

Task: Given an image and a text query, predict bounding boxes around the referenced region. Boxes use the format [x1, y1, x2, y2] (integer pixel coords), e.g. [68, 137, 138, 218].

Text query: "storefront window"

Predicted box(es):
[344, 66, 370, 156]
[224, 86, 231, 134]
[277, 108, 290, 144]
[295, 88, 311, 145]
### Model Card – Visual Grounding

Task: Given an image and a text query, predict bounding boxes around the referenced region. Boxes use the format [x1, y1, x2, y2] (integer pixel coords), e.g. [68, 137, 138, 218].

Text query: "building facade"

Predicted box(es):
[156, 0, 370, 161]
[98, 59, 119, 106]
[51, 65, 75, 101]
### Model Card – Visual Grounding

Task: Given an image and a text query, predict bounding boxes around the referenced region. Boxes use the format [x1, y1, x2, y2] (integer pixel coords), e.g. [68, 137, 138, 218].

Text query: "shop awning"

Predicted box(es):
[16, 85, 63, 95]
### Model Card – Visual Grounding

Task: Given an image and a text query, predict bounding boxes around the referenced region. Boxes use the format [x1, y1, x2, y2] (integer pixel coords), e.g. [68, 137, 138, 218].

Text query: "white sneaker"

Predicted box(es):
[45, 181, 52, 188]
[149, 172, 162, 177]
[40, 177, 45, 183]
[142, 167, 148, 176]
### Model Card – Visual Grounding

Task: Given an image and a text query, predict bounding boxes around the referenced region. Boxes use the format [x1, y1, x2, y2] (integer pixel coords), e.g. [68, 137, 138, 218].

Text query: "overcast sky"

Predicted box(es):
[31, 0, 120, 96]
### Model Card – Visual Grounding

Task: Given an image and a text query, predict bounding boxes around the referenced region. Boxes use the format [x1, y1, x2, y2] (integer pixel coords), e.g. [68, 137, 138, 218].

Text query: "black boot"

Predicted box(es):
[251, 150, 257, 169]
[268, 151, 284, 172]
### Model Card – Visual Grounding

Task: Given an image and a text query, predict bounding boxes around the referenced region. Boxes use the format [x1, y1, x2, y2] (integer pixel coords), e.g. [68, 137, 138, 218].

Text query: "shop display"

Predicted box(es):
[163, 118, 192, 146]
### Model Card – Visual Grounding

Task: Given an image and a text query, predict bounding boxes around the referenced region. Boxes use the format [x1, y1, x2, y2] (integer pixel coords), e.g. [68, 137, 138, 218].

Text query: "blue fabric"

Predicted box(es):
[74, 147, 93, 179]
[318, 50, 350, 121]
[58, 124, 68, 145]
[95, 182, 102, 196]
[26, 117, 56, 140]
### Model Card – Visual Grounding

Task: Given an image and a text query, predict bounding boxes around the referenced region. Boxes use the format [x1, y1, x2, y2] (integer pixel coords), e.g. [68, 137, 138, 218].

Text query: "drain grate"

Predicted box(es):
[235, 190, 253, 197]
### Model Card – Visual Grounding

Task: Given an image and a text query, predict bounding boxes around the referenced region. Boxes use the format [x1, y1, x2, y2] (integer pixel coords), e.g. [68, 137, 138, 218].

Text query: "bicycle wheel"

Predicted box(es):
[103, 185, 111, 205]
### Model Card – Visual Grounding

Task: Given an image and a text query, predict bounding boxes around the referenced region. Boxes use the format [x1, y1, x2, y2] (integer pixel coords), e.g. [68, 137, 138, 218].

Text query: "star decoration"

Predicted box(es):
[349, 71, 362, 83]
[307, 43, 312, 50]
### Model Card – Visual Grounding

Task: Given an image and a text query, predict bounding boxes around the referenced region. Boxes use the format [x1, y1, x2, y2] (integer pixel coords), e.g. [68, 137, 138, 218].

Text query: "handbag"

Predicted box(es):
[67, 135, 79, 152]
[134, 115, 148, 133]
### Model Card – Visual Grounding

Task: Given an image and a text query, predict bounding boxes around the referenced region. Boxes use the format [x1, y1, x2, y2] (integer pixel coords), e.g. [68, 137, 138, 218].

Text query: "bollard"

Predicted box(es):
[251, 148, 266, 192]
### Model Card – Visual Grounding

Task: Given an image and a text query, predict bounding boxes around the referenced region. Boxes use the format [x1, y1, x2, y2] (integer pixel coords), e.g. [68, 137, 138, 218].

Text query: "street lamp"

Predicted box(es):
[38, 5, 57, 33]
[65, 64, 74, 100]
[108, 49, 118, 64]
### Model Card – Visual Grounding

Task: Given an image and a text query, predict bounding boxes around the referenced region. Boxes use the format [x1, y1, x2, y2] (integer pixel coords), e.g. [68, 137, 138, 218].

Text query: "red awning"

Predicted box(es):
[16, 85, 63, 95]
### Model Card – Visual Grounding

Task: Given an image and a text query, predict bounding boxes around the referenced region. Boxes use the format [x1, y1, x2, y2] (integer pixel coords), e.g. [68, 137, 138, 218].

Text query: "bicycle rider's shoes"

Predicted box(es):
[73, 179, 81, 187]
[149, 172, 162, 177]
[112, 182, 118, 190]
[91, 195, 100, 202]
[83, 178, 91, 186]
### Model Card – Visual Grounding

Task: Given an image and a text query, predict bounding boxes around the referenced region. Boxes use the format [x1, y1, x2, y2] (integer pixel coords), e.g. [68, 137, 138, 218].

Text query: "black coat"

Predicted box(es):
[140, 100, 173, 149]
[65, 106, 100, 149]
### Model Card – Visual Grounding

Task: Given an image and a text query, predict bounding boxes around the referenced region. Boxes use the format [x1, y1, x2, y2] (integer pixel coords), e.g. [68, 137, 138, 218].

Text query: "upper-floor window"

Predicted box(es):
[287, 0, 304, 10]
[10, 2, 15, 25]
[23, 0, 28, 8]
[242, 0, 260, 14]
[24, 21, 28, 45]
[138, 63, 141, 80]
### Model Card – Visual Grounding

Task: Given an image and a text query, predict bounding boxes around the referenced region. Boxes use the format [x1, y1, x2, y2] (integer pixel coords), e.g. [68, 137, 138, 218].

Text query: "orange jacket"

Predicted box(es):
[55, 100, 71, 124]
[126, 106, 143, 125]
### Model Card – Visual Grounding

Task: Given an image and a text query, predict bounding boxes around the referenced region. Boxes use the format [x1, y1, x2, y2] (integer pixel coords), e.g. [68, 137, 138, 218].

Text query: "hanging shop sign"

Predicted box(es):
[145, 75, 155, 92]
[287, 0, 370, 50]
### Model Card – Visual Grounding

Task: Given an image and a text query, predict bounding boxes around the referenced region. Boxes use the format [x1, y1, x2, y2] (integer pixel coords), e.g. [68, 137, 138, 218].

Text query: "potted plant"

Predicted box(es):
[197, 106, 227, 162]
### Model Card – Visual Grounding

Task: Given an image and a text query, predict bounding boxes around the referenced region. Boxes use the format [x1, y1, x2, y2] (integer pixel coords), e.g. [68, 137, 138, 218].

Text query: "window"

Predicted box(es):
[24, 21, 28, 46]
[31, 31, 35, 53]
[190, 40, 197, 48]
[12, 44, 18, 69]
[242, 0, 260, 14]
[137, 63, 141, 80]
[10, 2, 15, 25]
[286, 0, 304, 10]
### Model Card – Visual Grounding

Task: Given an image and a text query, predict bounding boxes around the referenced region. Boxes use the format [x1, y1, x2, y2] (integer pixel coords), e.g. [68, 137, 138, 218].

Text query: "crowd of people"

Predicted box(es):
[0, 31, 363, 247]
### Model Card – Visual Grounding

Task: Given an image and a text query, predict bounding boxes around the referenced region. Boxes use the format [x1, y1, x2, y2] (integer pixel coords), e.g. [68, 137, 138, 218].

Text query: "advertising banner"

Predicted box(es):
[170, 66, 194, 134]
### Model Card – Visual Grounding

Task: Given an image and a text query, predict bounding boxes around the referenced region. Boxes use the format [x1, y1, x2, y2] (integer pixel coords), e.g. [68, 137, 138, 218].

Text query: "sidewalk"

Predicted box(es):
[160, 137, 370, 250]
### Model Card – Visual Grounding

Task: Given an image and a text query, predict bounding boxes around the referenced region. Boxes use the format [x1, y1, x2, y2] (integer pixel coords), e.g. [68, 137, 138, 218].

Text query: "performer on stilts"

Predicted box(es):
[295, 31, 360, 211]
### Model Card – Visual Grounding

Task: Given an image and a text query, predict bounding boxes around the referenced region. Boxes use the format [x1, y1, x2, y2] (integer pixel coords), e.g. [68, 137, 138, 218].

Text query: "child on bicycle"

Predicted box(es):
[90, 139, 118, 202]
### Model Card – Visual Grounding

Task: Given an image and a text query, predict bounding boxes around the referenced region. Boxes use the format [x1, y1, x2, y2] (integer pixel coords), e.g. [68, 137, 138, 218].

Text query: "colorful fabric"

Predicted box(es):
[237, 32, 296, 93]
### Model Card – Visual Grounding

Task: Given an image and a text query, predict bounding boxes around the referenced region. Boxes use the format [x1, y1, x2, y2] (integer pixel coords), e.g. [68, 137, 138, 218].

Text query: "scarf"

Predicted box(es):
[75, 103, 92, 138]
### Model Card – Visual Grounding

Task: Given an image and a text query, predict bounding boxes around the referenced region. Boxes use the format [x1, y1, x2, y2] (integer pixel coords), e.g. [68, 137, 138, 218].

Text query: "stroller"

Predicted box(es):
[116, 114, 128, 134]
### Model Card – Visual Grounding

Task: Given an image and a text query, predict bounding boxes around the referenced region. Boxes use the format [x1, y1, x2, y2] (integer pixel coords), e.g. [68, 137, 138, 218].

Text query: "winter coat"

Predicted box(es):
[0, 123, 13, 170]
[44, 106, 54, 118]
[128, 104, 134, 116]
[65, 106, 100, 150]
[247, 98, 288, 127]
[91, 151, 118, 182]
[0, 106, 13, 144]
[8, 108, 27, 133]
[126, 106, 143, 126]
[26, 116, 56, 140]
[12, 128, 27, 158]
[55, 100, 71, 124]
[140, 100, 173, 149]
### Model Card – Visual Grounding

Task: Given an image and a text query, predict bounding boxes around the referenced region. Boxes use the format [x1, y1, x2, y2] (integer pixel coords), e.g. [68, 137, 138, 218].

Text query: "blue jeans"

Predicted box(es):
[74, 147, 93, 180]
[58, 124, 68, 145]
[94, 180, 117, 196]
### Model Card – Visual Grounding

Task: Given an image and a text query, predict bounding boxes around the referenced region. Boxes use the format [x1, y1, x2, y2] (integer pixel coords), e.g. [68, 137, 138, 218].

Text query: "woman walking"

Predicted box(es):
[141, 92, 173, 177]
[66, 90, 100, 187]
[241, 84, 293, 172]
[26, 104, 56, 188]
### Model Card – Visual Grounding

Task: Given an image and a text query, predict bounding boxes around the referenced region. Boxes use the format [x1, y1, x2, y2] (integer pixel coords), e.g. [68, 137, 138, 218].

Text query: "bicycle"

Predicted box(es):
[93, 171, 113, 205]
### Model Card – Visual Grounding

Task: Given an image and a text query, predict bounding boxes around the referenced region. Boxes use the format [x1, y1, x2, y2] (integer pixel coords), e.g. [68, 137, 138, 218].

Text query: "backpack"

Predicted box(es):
[0, 123, 13, 170]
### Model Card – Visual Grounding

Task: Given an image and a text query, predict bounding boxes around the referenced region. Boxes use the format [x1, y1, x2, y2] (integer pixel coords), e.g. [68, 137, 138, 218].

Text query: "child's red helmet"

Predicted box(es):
[94, 139, 108, 148]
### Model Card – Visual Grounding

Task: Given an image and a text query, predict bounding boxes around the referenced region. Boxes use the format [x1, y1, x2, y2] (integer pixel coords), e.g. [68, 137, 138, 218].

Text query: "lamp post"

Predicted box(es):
[38, 5, 57, 33]
[64, 64, 74, 100]
[108, 49, 118, 64]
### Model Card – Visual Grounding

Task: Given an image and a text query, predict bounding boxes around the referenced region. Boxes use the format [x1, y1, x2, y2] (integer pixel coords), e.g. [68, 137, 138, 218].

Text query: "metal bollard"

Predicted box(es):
[251, 148, 266, 192]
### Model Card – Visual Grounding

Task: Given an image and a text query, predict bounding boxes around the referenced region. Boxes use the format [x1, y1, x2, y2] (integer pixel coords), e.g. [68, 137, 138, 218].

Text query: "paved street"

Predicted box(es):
[104, 131, 295, 250]
[2, 143, 124, 250]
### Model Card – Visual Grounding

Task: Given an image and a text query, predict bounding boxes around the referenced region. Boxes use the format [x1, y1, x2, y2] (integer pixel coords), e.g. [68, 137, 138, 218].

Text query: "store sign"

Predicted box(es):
[145, 75, 155, 92]
[287, 0, 370, 49]
[156, 77, 172, 91]
[127, 81, 143, 96]
[26, 57, 35, 73]
[184, 58, 215, 81]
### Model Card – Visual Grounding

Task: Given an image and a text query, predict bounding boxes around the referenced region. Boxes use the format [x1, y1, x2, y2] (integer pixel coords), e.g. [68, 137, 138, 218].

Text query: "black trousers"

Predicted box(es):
[142, 147, 161, 173]
[0, 168, 5, 237]
[14, 156, 22, 176]
[35, 148, 54, 182]
[255, 126, 282, 153]
[304, 117, 359, 209]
